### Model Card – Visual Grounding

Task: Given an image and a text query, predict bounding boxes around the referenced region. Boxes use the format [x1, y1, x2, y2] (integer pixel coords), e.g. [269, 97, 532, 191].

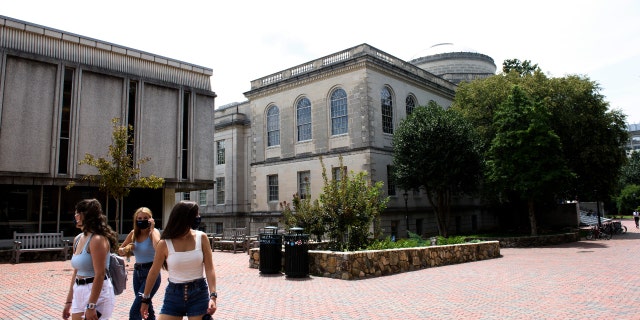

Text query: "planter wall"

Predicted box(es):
[249, 241, 500, 280]
[467, 232, 579, 248]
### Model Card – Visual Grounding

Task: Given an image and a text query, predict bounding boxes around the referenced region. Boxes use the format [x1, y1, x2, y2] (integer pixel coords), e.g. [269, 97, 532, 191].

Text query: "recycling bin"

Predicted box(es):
[259, 226, 282, 274]
[284, 227, 309, 278]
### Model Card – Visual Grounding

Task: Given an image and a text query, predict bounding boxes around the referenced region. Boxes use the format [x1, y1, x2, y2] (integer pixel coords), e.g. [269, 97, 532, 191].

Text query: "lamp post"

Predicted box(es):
[403, 192, 409, 238]
[595, 189, 602, 228]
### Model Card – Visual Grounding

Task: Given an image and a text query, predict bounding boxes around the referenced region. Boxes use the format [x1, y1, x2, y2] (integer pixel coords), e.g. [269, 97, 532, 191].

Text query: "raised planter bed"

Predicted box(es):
[249, 241, 500, 280]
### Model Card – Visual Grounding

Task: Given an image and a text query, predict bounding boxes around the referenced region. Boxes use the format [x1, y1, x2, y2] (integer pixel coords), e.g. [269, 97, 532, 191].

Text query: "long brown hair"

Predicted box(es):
[75, 199, 119, 252]
[159, 201, 199, 270]
[161, 201, 199, 240]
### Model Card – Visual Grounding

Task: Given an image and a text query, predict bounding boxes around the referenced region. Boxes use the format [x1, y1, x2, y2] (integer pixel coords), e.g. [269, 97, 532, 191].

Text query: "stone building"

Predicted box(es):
[192, 43, 498, 238]
[410, 43, 497, 85]
[0, 16, 216, 242]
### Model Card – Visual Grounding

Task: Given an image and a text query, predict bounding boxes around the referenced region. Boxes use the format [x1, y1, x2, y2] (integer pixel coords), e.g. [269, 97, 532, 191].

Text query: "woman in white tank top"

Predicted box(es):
[140, 201, 217, 320]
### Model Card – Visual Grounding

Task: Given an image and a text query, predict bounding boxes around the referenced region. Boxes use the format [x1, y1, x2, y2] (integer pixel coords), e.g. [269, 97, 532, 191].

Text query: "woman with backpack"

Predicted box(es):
[118, 207, 162, 319]
[140, 201, 217, 320]
[63, 199, 118, 320]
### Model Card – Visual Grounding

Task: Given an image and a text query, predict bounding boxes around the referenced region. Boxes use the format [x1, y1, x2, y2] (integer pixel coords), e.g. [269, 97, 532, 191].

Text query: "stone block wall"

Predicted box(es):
[468, 232, 579, 248]
[249, 241, 500, 280]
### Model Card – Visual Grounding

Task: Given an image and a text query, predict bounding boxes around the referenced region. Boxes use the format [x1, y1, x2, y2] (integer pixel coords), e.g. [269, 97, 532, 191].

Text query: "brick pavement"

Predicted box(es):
[1, 219, 639, 319]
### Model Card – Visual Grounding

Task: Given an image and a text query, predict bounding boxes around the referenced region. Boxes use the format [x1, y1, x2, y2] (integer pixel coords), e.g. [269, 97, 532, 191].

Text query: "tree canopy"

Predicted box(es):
[485, 85, 574, 235]
[392, 101, 482, 237]
[502, 58, 539, 76]
[453, 64, 628, 204]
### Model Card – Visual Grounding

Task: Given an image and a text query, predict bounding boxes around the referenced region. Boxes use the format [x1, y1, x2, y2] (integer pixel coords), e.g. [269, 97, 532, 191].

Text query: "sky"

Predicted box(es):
[3, 0, 640, 123]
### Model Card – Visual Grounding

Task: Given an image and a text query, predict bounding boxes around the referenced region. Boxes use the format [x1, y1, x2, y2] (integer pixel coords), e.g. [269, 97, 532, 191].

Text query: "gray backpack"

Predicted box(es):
[107, 252, 127, 295]
[74, 234, 127, 295]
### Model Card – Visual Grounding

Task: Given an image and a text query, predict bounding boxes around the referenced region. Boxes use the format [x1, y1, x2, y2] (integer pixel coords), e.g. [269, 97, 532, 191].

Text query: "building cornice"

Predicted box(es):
[0, 15, 213, 91]
[244, 43, 457, 100]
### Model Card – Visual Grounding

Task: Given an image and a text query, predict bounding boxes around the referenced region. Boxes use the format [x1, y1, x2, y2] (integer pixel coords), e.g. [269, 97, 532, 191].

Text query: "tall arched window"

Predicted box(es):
[331, 88, 348, 135]
[381, 87, 393, 134]
[266, 105, 280, 147]
[406, 95, 416, 116]
[296, 97, 312, 141]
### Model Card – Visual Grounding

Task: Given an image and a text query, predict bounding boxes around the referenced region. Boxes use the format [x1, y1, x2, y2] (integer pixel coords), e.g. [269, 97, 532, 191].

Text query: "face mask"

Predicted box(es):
[191, 216, 202, 230]
[136, 220, 150, 229]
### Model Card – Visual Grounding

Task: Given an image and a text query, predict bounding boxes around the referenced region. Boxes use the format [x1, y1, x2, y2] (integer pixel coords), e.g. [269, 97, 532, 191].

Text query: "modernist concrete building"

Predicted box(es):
[0, 16, 216, 241]
[191, 43, 498, 238]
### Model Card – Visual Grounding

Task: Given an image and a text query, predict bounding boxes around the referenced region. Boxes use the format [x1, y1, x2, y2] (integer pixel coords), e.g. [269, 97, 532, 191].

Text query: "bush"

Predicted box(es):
[365, 233, 480, 250]
[366, 232, 428, 250]
[435, 235, 467, 245]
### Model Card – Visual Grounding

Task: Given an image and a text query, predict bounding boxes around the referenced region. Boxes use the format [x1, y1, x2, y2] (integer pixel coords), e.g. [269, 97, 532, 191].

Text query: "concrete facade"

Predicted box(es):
[0, 16, 216, 240]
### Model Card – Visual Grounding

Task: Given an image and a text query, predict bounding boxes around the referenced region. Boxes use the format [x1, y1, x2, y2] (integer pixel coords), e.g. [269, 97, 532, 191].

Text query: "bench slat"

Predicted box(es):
[13, 232, 70, 263]
[212, 228, 247, 254]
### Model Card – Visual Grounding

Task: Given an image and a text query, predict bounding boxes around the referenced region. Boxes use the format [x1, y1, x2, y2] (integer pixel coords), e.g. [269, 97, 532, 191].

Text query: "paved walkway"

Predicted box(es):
[1, 220, 639, 320]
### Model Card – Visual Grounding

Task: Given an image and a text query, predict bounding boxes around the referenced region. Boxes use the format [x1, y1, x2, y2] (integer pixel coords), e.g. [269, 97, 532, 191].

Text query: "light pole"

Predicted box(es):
[595, 189, 602, 228]
[403, 192, 409, 238]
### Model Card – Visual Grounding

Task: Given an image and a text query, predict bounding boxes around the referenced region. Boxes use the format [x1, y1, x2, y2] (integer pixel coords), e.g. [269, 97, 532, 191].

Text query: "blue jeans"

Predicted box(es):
[131, 262, 161, 320]
[160, 278, 210, 317]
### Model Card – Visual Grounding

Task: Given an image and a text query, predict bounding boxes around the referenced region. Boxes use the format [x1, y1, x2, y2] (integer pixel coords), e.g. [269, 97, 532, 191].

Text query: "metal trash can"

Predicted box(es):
[284, 227, 309, 278]
[259, 226, 282, 274]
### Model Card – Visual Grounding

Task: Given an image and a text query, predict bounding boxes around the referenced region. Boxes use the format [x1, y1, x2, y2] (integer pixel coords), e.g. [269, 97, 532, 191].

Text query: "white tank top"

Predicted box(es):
[165, 230, 204, 283]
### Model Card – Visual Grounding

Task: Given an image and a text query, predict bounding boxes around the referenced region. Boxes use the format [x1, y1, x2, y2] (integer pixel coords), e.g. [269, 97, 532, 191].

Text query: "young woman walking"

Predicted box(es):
[140, 201, 217, 320]
[119, 207, 162, 319]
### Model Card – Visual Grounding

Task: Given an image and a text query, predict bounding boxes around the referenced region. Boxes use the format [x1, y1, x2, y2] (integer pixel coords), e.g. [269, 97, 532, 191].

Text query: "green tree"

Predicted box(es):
[502, 58, 539, 76]
[619, 152, 640, 187]
[392, 102, 482, 237]
[319, 156, 388, 251]
[543, 75, 628, 202]
[486, 86, 574, 235]
[453, 63, 627, 203]
[280, 192, 324, 242]
[616, 184, 640, 216]
[616, 152, 640, 215]
[68, 118, 164, 234]
[282, 156, 388, 251]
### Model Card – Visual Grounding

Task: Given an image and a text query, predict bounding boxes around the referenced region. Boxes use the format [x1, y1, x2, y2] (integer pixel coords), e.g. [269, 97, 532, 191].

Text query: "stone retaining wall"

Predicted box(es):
[468, 232, 579, 248]
[249, 241, 500, 280]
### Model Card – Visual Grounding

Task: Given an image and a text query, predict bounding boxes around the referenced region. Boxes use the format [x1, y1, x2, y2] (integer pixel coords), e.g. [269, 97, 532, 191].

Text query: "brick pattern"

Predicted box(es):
[1, 219, 640, 319]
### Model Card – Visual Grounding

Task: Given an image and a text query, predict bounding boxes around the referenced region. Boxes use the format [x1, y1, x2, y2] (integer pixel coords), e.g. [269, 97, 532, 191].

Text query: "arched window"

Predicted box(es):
[381, 87, 393, 134]
[296, 97, 312, 141]
[330, 88, 348, 135]
[266, 105, 280, 147]
[406, 95, 416, 116]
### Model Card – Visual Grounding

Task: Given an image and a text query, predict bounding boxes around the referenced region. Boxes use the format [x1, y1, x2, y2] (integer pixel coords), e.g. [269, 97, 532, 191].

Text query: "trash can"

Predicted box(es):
[259, 226, 282, 274]
[284, 227, 309, 278]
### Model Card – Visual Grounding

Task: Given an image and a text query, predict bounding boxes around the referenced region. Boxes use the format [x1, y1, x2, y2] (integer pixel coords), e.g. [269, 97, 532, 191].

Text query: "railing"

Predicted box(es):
[249, 43, 456, 92]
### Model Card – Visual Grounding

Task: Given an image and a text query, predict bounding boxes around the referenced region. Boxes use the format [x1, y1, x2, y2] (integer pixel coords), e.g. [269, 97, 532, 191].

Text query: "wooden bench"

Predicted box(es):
[13, 231, 70, 264]
[212, 228, 247, 253]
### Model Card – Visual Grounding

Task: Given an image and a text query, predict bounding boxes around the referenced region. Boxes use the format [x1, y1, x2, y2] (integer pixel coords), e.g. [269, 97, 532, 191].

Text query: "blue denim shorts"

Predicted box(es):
[160, 278, 209, 317]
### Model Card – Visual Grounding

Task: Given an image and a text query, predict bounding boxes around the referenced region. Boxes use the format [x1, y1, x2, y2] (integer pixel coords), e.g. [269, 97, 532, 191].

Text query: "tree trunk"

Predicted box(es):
[528, 197, 537, 236]
[426, 188, 449, 238]
[115, 197, 121, 235]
